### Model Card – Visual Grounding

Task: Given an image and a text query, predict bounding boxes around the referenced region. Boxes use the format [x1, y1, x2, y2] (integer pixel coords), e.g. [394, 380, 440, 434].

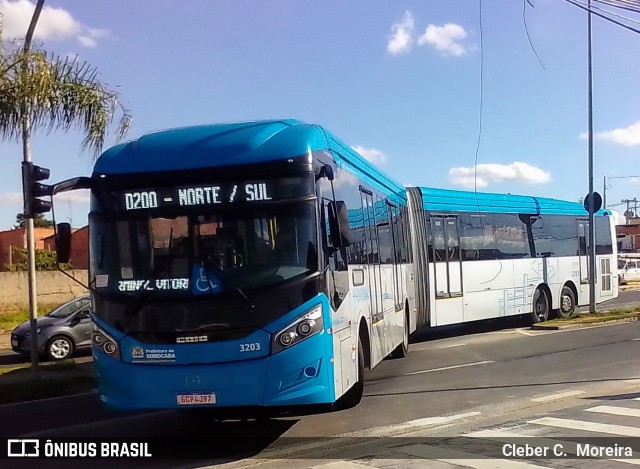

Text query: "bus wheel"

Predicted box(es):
[334, 340, 364, 410]
[531, 289, 549, 323]
[556, 286, 576, 319]
[390, 311, 409, 359]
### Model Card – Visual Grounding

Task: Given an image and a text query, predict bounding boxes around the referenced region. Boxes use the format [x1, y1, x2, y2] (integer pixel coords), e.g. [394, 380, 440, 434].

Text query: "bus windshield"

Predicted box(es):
[90, 201, 318, 298]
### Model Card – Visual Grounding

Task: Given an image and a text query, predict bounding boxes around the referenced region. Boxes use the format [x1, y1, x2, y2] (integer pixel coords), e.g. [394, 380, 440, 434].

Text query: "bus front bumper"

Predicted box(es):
[93, 334, 334, 411]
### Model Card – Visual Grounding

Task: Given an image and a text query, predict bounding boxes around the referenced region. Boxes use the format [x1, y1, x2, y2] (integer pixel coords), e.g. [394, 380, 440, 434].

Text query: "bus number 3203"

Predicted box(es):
[239, 343, 261, 352]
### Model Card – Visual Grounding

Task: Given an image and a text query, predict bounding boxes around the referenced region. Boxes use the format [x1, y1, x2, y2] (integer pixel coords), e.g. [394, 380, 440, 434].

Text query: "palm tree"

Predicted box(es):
[0, 0, 132, 373]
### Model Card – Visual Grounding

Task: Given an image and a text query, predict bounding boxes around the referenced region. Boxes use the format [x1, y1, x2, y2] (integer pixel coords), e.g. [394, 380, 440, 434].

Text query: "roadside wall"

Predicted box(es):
[0, 270, 88, 310]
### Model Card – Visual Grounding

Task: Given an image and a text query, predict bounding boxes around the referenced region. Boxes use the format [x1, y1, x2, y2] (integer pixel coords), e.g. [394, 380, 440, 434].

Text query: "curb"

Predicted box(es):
[531, 316, 639, 331]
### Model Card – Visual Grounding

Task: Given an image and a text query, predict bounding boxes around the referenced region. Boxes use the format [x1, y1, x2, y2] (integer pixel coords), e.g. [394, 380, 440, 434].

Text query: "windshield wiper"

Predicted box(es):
[200, 256, 256, 312]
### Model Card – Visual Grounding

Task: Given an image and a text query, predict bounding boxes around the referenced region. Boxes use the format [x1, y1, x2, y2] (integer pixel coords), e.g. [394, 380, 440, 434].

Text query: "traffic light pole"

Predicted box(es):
[21, 143, 40, 376]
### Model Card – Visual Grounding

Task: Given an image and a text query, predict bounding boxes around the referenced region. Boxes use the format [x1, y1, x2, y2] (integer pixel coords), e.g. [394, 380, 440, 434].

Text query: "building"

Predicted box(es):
[0, 227, 55, 270]
[43, 226, 89, 269]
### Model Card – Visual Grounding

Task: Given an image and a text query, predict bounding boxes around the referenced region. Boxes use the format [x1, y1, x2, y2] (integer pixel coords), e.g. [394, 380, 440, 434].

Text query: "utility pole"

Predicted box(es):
[587, 0, 597, 314]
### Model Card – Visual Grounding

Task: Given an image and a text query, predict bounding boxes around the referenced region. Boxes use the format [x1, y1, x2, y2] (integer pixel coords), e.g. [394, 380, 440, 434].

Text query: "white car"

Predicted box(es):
[618, 257, 640, 284]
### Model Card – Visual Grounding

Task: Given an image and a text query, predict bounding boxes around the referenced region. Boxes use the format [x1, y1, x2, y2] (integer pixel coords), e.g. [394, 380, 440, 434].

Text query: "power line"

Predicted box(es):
[593, 0, 640, 14]
[563, 0, 640, 35]
[574, 0, 640, 25]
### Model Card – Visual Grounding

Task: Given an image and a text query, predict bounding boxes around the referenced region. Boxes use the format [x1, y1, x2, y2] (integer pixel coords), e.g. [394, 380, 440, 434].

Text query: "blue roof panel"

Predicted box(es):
[418, 187, 609, 216]
[93, 119, 407, 200]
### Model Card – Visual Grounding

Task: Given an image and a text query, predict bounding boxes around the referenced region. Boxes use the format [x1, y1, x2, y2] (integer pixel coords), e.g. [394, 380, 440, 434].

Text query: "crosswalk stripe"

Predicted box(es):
[397, 444, 547, 468]
[311, 462, 372, 469]
[529, 417, 640, 436]
[466, 429, 640, 465]
[585, 405, 640, 418]
[531, 390, 585, 403]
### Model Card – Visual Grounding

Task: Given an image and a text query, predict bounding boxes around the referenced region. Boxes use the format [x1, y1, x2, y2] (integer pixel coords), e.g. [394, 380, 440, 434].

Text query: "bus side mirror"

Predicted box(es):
[56, 222, 72, 264]
[328, 201, 352, 248]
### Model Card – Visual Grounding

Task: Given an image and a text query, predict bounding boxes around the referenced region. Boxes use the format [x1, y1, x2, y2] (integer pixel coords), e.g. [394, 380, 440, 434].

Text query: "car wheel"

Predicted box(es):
[47, 336, 74, 360]
[557, 286, 576, 319]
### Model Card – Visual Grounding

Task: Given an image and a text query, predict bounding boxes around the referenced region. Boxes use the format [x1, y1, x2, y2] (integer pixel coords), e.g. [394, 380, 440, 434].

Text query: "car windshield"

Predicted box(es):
[48, 298, 90, 318]
[89, 201, 318, 297]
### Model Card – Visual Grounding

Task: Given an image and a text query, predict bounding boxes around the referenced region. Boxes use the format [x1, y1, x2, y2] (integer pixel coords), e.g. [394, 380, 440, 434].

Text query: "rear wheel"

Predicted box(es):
[556, 286, 576, 319]
[531, 289, 550, 323]
[334, 339, 364, 410]
[47, 335, 74, 360]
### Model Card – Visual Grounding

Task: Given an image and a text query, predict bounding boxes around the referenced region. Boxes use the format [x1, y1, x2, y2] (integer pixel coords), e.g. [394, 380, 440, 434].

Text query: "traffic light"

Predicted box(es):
[22, 161, 53, 217]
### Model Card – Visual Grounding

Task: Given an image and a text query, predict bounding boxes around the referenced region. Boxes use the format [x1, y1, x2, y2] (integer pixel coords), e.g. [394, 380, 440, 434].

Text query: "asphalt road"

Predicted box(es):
[1, 307, 639, 468]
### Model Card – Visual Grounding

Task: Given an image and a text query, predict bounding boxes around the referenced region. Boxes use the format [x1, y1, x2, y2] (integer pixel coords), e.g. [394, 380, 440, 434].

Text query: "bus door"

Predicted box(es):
[361, 188, 382, 324]
[431, 216, 463, 298]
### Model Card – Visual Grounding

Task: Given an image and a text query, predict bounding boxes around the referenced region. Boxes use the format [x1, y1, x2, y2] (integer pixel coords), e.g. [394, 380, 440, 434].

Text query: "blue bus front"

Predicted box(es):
[88, 165, 337, 411]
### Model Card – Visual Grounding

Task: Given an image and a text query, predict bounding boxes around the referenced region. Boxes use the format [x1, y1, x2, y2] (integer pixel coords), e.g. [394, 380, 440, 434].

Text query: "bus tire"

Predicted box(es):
[531, 288, 550, 323]
[334, 340, 364, 410]
[556, 286, 576, 319]
[390, 310, 409, 359]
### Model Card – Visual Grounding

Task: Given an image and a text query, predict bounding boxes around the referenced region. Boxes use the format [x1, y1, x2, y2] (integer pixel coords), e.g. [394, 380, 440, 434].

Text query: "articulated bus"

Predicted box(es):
[405, 187, 617, 326]
[55, 120, 415, 412]
[53, 119, 617, 413]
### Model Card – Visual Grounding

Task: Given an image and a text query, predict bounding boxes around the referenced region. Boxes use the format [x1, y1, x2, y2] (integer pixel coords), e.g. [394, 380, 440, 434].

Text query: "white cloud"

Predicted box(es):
[418, 23, 469, 57]
[387, 11, 414, 55]
[352, 146, 387, 165]
[54, 189, 90, 204]
[449, 162, 551, 189]
[0, 0, 109, 47]
[0, 192, 23, 206]
[581, 121, 640, 146]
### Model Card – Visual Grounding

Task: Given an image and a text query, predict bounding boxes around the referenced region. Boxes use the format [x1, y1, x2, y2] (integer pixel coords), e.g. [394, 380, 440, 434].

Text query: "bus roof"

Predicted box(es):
[93, 119, 405, 198]
[417, 186, 610, 217]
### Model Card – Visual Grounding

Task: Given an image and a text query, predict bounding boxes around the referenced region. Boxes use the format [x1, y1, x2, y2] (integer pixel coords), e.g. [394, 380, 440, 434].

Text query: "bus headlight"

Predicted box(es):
[92, 323, 121, 361]
[272, 304, 324, 354]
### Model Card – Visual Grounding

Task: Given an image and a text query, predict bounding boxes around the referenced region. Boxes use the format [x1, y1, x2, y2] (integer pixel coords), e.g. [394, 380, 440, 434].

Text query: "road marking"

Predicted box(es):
[529, 417, 640, 437]
[393, 411, 482, 429]
[438, 343, 467, 349]
[397, 444, 547, 468]
[530, 390, 585, 403]
[585, 405, 640, 418]
[404, 360, 494, 376]
[311, 462, 372, 469]
[0, 390, 98, 408]
[466, 429, 640, 465]
[632, 338, 640, 341]
[337, 411, 482, 438]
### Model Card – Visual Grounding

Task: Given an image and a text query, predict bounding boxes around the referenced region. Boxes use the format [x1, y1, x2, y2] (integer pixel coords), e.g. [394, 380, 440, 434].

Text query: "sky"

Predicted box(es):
[1, 0, 639, 229]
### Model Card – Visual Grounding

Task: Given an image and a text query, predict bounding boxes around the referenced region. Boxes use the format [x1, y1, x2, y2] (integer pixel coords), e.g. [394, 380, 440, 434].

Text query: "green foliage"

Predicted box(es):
[0, 49, 132, 157]
[15, 212, 53, 228]
[3, 247, 71, 272]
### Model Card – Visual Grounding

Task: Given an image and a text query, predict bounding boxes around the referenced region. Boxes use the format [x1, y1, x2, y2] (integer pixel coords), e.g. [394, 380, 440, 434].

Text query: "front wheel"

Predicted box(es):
[556, 286, 576, 319]
[531, 289, 550, 323]
[47, 335, 74, 361]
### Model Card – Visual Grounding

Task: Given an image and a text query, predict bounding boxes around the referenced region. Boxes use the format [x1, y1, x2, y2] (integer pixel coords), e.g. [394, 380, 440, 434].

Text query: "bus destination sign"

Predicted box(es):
[121, 181, 279, 211]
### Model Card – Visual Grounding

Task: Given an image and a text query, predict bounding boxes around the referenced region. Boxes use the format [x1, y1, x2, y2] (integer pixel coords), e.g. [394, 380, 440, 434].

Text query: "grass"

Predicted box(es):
[0, 304, 59, 332]
[543, 306, 640, 326]
[0, 359, 95, 405]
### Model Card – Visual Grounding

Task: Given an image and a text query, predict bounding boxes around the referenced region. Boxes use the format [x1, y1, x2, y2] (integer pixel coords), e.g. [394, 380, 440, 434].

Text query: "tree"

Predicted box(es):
[0, 0, 132, 374]
[15, 212, 53, 228]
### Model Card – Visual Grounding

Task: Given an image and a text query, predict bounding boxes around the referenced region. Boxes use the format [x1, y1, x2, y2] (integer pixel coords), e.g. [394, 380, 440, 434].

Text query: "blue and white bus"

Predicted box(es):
[405, 187, 618, 327]
[55, 120, 415, 412]
[53, 119, 617, 413]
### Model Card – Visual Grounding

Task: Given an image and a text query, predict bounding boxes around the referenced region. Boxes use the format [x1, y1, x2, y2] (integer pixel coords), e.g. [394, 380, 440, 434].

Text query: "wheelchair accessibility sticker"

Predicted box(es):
[192, 265, 222, 295]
